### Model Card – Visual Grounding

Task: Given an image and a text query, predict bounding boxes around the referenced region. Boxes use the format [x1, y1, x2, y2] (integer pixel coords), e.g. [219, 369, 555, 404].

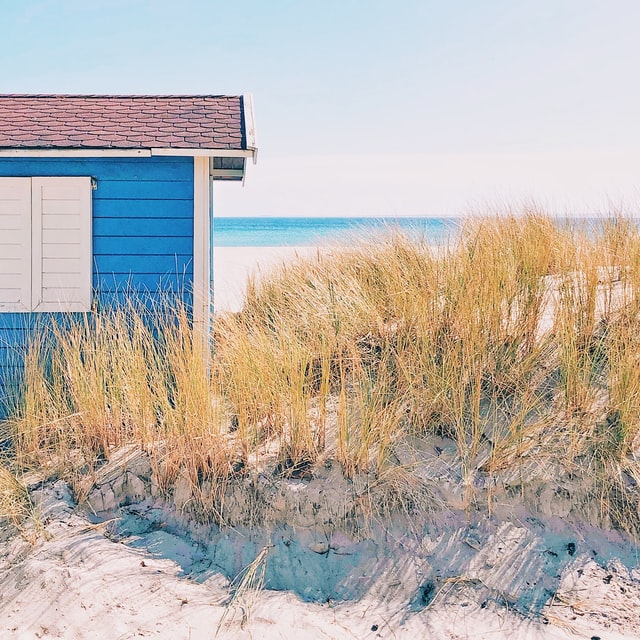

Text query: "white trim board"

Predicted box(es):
[150, 148, 255, 158]
[0, 149, 151, 158]
[192, 156, 211, 349]
[0, 148, 256, 161]
[242, 93, 258, 163]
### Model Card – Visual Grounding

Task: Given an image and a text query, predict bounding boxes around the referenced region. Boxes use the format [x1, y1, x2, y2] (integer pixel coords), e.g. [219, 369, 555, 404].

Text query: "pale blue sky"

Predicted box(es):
[2, 0, 640, 216]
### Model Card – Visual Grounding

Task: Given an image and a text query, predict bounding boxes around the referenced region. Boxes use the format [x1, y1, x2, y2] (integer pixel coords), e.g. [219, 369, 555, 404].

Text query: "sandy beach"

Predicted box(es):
[214, 246, 322, 312]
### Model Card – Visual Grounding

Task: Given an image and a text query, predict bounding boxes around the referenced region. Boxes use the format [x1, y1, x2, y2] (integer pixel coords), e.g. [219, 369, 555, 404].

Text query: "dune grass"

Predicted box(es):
[4, 210, 640, 531]
[0, 464, 40, 540]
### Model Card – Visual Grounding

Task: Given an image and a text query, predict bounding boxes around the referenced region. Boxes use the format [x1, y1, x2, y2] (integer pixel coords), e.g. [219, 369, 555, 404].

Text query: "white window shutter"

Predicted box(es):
[0, 178, 32, 312]
[31, 177, 92, 312]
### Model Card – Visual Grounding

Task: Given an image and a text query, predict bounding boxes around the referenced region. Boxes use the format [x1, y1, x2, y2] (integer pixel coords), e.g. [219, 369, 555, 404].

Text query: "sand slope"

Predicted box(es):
[2, 474, 640, 640]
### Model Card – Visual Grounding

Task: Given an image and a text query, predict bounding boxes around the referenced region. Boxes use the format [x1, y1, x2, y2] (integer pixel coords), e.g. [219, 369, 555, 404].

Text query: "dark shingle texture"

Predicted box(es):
[0, 95, 246, 150]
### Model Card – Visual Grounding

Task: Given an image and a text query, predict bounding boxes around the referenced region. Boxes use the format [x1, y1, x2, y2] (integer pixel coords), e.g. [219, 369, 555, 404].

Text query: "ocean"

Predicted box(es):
[212, 216, 460, 247]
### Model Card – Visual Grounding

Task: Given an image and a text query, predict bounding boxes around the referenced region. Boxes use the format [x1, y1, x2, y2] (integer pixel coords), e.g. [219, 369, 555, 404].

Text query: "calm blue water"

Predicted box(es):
[213, 216, 461, 247]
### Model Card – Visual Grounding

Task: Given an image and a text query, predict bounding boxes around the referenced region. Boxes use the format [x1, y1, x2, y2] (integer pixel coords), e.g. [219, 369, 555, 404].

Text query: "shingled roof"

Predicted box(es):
[0, 94, 255, 152]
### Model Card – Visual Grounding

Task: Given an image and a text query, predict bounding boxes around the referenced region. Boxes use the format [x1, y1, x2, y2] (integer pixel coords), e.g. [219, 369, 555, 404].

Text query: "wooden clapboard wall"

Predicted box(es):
[0, 155, 195, 414]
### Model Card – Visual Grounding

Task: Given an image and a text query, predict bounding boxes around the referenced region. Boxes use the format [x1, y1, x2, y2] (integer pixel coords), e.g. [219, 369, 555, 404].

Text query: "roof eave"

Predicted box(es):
[0, 148, 152, 157]
[150, 148, 255, 158]
[0, 147, 255, 159]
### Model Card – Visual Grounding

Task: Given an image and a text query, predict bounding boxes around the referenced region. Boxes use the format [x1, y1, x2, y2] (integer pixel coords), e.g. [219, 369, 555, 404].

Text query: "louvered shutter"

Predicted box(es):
[31, 177, 92, 312]
[0, 178, 31, 312]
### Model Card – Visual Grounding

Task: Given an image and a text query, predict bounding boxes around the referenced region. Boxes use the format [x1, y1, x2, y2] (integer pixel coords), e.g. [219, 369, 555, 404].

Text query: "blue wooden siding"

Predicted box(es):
[0, 156, 195, 414]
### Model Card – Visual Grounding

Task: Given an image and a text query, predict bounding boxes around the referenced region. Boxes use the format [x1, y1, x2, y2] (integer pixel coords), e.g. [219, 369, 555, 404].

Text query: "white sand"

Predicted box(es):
[213, 241, 444, 313]
[2, 458, 640, 640]
[213, 246, 323, 313]
[0, 482, 627, 640]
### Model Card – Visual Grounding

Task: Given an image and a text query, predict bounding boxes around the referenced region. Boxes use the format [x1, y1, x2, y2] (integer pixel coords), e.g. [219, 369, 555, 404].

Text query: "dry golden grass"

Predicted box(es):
[0, 465, 37, 535]
[216, 544, 273, 635]
[5, 210, 640, 531]
[5, 298, 233, 511]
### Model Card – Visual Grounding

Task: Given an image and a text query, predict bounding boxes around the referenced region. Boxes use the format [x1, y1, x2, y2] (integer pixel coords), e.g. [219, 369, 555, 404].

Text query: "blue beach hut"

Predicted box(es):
[0, 94, 257, 413]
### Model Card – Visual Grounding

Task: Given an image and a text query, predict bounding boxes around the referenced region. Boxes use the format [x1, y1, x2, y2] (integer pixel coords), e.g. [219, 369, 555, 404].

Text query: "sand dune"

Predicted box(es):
[2, 454, 640, 640]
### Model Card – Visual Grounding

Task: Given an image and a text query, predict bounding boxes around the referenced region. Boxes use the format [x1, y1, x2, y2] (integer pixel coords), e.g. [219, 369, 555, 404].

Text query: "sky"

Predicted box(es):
[2, 0, 640, 217]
